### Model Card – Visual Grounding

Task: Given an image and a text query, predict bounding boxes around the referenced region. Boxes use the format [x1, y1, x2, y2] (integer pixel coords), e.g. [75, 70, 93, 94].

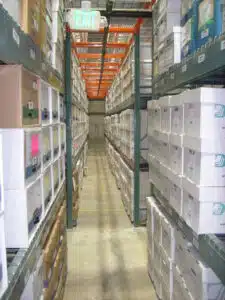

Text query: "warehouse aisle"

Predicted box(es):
[64, 142, 156, 300]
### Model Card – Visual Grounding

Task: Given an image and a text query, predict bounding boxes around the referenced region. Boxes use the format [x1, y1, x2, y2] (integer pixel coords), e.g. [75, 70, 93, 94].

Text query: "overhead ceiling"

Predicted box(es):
[65, 0, 153, 100]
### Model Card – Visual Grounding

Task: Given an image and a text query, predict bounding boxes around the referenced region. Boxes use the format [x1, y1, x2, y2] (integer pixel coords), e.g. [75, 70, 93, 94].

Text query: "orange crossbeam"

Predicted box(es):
[89, 96, 106, 99]
[70, 26, 135, 34]
[80, 62, 120, 67]
[83, 73, 115, 77]
[82, 69, 118, 73]
[77, 53, 125, 59]
[73, 42, 129, 49]
[86, 84, 111, 88]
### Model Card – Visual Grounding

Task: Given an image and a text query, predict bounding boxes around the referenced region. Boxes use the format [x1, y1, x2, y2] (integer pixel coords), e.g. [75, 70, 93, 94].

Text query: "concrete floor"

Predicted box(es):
[64, 142, 156, 300]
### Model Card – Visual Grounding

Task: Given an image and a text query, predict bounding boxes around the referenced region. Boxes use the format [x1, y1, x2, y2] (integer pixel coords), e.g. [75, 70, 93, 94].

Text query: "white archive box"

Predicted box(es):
[161, 284, 171, 300]
[169, 93, 184, 135]
[169, 133, 183, 175]
[60, 155, 65, 182]
[60, 123, 66, 153]
[40, 80, 51, 125]
[53, 159, 60, 195]
[41, 126, 52, 169]
[0, 135, 3, 213]
[183, 135, 225, 186]
[42, 165, 53, 210]
[50, 87, 60, 123]
[183, 247, 225, 300]
[167, 166, 183, 215]
[0, 215, 8, 297]
[157, 14, 181, 47]
[59, 94, 65, 123]
[182, 87, 225, 139]
[161, 214, 175, 260]
[174, 228, 192, 273]
[158, 131, 170, 167]
[4, 176, 43, 248]
[161, 250, 173, 300]
[52, 11, 64, 45]
[153, 203, 163, 245]
[152, 265, 162, 300]
[158, 96, 171, 133]
[173, 266, 194, 300]
[148, 154, 161, 189]
[51, 125, 60, 159]
[182, 177, 225, 234]
[1, 128, 41, 189]
[146, 196, 157, 242]
[159, 163, 171, 200]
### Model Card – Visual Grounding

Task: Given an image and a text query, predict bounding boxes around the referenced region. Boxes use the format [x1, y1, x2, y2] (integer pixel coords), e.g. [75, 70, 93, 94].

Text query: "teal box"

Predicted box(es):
[196, 0, 225, 48]
[181, 0, 197, 58]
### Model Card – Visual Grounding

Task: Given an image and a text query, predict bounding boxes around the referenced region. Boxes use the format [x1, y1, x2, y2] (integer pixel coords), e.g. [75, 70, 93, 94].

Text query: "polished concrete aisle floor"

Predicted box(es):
[64, 142, 156, 300]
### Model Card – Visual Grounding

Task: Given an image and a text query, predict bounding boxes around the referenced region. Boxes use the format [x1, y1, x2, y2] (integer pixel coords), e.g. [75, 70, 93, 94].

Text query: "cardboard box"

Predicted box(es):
[161, 214, 175, 260]
[169, 133, 183, 175]
[182, 177, 225, 234]
[167, 167, 183, 216]
[21, 0, 41, 45]
[174, 228, 192, 273]
[169, 94, 184, 135]
[183, 135, 225, 186]
[173, 266, 193, 300]
[73, 201, 79, 220]
[0, 65, 40, 128]
[158, 96, 171, 133]
[43, 222, 60, 285]
[182, 87, 225, 139]
[161, 250, 173, 300]
[182, 247, 224, 300]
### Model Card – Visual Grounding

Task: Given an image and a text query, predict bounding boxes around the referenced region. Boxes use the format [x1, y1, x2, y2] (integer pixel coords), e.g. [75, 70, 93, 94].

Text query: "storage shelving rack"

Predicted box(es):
[65, 1, 153, 227]
[151, 15, 225, 290]
[104, 22, 152, 225]
[0, 3, 68, 299]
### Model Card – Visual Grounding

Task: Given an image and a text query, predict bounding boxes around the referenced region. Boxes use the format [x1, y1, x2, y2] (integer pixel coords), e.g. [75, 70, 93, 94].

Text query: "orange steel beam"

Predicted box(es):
[80, 62, 120, 67]
[82, 69, 118, 74]
[73, 42, 129, 48]
[83, 73, 115, 77]
[89, 96, 106, 99]
[77, 53, 125, 59]
[70, 26, 135, 33]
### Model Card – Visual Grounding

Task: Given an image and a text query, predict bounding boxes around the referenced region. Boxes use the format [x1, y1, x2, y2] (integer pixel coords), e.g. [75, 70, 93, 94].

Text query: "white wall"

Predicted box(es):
[88, 101, 105, 140]
[89, 115, 104, 140]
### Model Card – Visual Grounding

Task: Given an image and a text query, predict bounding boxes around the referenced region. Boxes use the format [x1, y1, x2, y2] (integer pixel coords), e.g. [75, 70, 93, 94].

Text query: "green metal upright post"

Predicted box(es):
[134, 30, 140, 226]
[65, 28, 73, 229]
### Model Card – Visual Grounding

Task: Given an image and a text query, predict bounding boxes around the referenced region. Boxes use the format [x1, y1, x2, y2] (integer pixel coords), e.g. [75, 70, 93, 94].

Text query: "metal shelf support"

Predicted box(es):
[134, 30, 141, 226]
[65, 28, 73, 229]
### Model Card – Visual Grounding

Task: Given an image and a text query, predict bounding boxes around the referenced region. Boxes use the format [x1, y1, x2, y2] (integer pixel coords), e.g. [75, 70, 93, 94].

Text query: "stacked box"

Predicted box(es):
[148, 87, 225, 234]
[0, 65, 65, 249]
[0, 134, 8, 297]
[147, 196, 225, 300]
[181, 0, 197, 58]
[196, 0, 225, 48]
[106, 140, 148, 224]
[43, 202, 67, 300]
[153, 0, 181, 76]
